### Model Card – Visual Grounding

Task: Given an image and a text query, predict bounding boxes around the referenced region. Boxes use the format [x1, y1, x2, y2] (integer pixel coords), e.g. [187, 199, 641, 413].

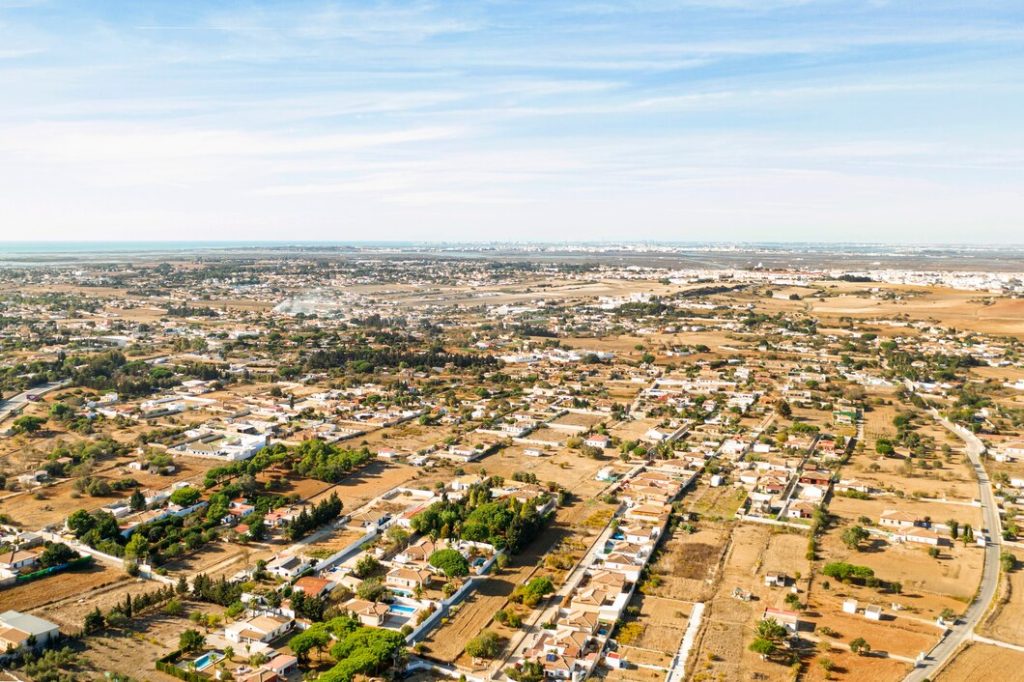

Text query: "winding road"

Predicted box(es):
[904, 413, 1000, 682]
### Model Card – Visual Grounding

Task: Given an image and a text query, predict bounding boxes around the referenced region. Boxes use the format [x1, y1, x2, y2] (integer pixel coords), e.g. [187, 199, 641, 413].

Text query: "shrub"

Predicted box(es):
[465, 630, 503, 659]
[179, 629, 205, 652]
[429, 549, 470, 577]
[511, 576, 554, 607]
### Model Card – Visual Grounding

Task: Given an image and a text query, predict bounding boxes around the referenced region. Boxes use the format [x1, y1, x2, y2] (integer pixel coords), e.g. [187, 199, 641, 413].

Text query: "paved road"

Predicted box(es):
[0, 381, 69, 424]
[904, 414, 1000, 682]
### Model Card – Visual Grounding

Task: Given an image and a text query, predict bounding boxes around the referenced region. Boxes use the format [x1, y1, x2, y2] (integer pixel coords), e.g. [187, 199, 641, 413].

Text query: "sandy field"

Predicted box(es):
[819, 523, 984, 607]
[647, 524, 730, 602]
[828, 495, 983, 537]
[80, 602, 226, 681]
[977, 549, 1024, 646]
[0, 563, 128, 616]
[936, 642, 1024, 680]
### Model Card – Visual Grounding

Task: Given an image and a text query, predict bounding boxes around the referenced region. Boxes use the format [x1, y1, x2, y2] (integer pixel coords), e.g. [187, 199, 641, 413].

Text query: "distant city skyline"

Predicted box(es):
[1, 1, 1022, 243]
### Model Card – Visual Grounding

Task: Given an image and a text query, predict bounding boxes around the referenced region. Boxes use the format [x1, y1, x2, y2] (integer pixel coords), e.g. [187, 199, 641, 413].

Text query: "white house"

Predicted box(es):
[0, 611, 60, 651]
[225, 614, 293, 644]
[265, 555, 308, 579]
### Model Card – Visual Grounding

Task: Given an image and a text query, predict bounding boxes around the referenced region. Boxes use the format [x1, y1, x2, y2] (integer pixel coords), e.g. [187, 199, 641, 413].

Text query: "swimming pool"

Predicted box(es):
[390, 604, 416, 614]
[181, 651, 222, 671]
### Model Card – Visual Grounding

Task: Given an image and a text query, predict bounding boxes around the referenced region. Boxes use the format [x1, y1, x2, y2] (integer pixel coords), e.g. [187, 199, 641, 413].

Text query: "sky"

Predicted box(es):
[1, 1, 1023, 244]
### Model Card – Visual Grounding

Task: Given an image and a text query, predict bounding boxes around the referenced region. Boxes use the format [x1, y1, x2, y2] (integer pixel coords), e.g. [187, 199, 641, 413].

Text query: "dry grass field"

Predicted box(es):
[689, 523, 790, 682]
[80, 602, 226, 681]
[828, 495, 983, 537]
[800, 645, 910, 682]
[0, 563, 128, 615]
[472, 443, 612, 499]
[936, 642, 1024, 680]
[818, 518, 983, 609]
[977, 550, 1024, 646]
[840, 449, 977, 501]
[687, 482, 748, 519]
[646, 523, 730, 602]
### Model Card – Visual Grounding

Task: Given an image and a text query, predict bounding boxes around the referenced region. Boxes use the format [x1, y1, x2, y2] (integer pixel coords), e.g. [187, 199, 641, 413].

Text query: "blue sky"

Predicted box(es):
[1, 1, 1022, 243]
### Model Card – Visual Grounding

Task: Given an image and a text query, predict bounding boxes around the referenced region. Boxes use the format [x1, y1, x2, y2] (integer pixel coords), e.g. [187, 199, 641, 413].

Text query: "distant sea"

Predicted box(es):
[1, 240, 1023, 271]
[0, 241, 415, 266]
[0, 240, 413, 254]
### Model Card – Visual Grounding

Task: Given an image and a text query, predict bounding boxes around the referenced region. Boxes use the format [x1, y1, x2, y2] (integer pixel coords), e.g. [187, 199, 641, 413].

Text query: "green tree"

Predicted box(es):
[169, 486, 202, 507]
[129, 489, 146, 512]
[83, 607, 105, 634]
[125, 533, 149, 561]
[849, 637, 871, 655]
[38, 542, 78, 568]
[749, 637, 776, 658]
[179, 629, 205, 652]
[962, 524, 975, 545]
[511, 576, 554, 607]
[429, 548, 470, 578]
[163, 599, 184, 616]
[354, 554, 382, 579]
[507, 660, 545, 682]
[775, 400, 792, 419]
[12, 415, 45, 435]
[841, 525, 870, 551]
[465, 630, 503, 659]
[356, 577, 387, 602]
[756, 618, 787, 642]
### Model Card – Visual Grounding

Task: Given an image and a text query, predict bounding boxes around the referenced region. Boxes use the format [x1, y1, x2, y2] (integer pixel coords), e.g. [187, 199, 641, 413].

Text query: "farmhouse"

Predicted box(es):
[265, 555, 309, 579]
[900, 527, 949, 547]
[763, 607, 801, 632]
[879, 510, 922, 529]
[225, 614, 294, 644]
[0, 611, 60, 651]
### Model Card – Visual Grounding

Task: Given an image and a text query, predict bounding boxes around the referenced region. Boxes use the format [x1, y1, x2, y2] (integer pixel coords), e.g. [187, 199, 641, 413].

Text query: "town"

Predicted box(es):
[1, 249, 1023, 682]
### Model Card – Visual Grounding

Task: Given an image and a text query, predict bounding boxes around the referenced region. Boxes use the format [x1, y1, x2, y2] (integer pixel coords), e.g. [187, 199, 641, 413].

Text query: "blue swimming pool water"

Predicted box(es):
[390, 604, 416, 614]
[182, 651, 221, 671]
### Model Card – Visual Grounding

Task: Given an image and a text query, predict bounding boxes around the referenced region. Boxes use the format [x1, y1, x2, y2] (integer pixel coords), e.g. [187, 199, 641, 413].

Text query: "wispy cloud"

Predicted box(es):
[0, 0, 1021, 242]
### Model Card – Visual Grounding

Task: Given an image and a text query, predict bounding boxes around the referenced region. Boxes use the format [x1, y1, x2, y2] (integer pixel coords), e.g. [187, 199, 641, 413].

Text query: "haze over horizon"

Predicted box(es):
[1, 1, 1022, 243]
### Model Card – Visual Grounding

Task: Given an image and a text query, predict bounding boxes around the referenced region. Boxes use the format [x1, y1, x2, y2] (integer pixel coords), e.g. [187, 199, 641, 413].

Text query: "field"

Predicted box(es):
[0, 563, 128, 615]
[549, 412, 605, 429]
[473, 443, 613, 499]
[818, 515, 984, 610]
[607, 596, 691, 682]
[79, 601, 226, 681]
[687, 480, 749, 519]
[799, 645, 910, 682]
[828, 495, 983, 539]
[688, 523, 787, 682]
[646, 523, 730, 602]
[840, 450, 977, 501]
[936, 642, 1024, 680]
[977, 550, 1024, 645]
[0, 449, 221, 530]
